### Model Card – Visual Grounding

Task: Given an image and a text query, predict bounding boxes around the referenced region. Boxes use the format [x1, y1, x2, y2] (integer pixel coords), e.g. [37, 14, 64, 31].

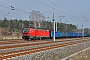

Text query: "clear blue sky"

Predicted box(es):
[0, 0, 90, 29]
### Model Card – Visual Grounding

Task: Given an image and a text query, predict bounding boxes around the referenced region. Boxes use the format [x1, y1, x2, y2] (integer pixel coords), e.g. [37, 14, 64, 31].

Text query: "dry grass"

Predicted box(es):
[0, 36, 22, 40]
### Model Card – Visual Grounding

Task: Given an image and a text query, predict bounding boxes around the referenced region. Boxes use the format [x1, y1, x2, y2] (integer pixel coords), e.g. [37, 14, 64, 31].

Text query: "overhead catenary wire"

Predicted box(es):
[7, 0, 53, 15]
[0, 0, 54, 22]
[7, 0, 34, 10]
[0, 10, 28, 20]
[0, 0, 87, 22]
[33, 0, 84, 20]
[7, 0, 89, 26]
[0, 0, 70, 20]
[1, 12, 10, 20]
[0, 2, 30, 20]
[46, 0, 85, 18]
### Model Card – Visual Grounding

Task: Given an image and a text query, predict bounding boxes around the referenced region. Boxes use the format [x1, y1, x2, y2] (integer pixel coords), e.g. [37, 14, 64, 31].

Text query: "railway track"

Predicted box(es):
[0, 38, 90, 60]
[0, 38, 86, 44]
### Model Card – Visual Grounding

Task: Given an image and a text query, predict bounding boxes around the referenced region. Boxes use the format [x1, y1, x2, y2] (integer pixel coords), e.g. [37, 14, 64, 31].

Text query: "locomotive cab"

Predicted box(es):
[22, 28, 31, 40]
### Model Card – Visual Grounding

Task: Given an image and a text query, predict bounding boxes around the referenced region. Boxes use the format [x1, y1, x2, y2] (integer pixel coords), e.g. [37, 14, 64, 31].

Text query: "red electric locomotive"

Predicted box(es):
[22, 28, 50, 40]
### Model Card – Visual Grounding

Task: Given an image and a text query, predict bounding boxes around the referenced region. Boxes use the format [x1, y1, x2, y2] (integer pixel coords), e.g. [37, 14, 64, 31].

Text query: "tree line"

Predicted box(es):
[0, 18, 77, 33]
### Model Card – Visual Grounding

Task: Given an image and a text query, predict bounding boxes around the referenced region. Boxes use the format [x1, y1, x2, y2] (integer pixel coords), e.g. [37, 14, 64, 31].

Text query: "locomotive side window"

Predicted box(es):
[23, 29, 30, 32]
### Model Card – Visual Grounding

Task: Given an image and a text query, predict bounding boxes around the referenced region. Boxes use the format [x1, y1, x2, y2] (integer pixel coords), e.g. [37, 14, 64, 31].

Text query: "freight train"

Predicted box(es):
[22, 28, 90, 40]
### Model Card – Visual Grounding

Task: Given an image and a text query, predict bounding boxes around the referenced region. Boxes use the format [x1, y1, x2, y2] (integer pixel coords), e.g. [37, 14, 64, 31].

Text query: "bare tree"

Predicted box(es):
[31, 10, 46, 29]
[31, 10, 37, 28]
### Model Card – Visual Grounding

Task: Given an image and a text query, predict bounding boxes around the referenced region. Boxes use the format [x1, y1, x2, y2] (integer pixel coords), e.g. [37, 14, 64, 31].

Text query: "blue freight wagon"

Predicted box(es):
[73, 33, 78, 37]
[78, 33, 83, 37]
[61, 32, 68, 38]
[86, 34, 90, 37]
[67, 32, 74, 37]
[50, 31, 62, 38]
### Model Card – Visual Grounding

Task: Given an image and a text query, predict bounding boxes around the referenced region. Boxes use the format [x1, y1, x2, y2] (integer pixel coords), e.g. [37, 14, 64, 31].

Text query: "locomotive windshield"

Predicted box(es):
[23, 29, 30, 32]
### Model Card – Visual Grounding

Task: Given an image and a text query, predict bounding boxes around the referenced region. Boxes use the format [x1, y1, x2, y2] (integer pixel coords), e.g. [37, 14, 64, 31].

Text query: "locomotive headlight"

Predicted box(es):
[27, 34, 30, 36]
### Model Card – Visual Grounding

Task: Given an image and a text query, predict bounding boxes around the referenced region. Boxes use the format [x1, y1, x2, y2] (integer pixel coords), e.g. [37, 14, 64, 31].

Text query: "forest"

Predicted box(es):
[0, 18, 77, 32]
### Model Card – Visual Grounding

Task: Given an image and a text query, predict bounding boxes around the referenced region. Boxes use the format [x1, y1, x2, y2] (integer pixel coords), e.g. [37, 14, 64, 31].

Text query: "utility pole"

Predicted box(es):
[56, 16, 65, 31]
[38, 22, 40, 28]
[82, 24, 84, 38]
[29, 12, 30, 28]
[77, 24, 79, 37]
[77, 24, 78, 33]
[53, 13, 55, 41]
[56, 22, 57, 31]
